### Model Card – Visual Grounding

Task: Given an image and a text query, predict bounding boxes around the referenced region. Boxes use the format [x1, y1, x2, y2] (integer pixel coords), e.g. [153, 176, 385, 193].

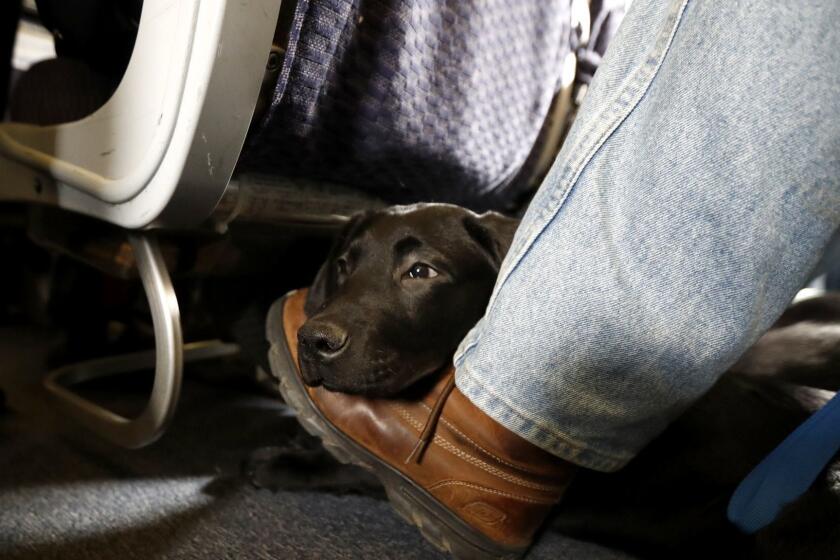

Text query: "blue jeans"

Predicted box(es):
[454, 0, 840, 472]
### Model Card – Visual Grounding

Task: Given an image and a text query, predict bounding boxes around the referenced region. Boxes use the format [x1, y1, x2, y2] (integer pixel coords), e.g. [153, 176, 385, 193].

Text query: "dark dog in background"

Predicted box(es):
[253, 203, 840, 559]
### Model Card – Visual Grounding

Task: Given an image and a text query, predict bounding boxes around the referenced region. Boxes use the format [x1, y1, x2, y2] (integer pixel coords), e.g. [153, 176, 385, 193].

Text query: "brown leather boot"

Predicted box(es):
[267, 289, 577, 559]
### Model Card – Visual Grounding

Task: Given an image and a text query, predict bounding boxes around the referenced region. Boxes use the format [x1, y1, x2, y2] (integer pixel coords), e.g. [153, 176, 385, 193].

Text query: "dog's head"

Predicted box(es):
[298, 203, 518, 396]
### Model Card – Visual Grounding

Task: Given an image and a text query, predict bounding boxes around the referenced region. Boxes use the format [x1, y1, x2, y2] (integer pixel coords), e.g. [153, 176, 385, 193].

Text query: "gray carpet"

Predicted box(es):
[0, 327, 635, 560]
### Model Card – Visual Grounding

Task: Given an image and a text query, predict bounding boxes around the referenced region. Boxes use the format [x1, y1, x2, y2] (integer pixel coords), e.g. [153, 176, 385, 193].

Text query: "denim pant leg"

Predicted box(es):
[454, 0, 840, 472]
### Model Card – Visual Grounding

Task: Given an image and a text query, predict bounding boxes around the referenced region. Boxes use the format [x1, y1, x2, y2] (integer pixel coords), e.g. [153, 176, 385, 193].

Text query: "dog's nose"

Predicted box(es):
[298, 321, 349, 361]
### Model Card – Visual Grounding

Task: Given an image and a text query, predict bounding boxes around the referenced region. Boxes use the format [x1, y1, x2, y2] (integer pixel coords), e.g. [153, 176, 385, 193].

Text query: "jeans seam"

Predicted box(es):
[456, 362, 634, 470]
[453, 335, 479, 366]
[484, 0, 691, 318]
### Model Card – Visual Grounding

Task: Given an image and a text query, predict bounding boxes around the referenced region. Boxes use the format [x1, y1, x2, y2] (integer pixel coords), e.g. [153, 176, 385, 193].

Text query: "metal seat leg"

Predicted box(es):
[43, 233, 238, 448]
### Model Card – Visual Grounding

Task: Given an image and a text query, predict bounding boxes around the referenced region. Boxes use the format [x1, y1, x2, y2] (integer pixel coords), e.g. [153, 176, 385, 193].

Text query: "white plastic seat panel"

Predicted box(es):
[0, 0, 198, 203]
[0, 0, 281, 229]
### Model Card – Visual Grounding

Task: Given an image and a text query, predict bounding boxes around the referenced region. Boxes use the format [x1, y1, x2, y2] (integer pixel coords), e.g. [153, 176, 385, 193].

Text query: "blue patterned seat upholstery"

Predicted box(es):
[241, 0, 572, 211]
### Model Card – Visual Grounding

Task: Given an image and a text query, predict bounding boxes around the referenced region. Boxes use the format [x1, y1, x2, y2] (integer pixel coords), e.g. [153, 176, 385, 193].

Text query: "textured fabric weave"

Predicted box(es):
[241, 0, 571, 211]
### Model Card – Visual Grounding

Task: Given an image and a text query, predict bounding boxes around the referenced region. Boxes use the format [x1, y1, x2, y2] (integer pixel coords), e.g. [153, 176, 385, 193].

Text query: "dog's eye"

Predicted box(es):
[406, 263, 439, 280]
[336, 258, 349, 277]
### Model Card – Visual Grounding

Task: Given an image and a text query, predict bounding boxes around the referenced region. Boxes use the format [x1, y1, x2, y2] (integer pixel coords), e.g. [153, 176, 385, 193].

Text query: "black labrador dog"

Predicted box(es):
[260, 203, 840, 559]
[297, 203, 517, 396]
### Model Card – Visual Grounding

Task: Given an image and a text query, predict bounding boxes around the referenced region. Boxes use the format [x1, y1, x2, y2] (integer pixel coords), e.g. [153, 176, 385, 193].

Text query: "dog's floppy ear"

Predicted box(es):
[461, 211, 519, 269]
[305, 212, 368, 315]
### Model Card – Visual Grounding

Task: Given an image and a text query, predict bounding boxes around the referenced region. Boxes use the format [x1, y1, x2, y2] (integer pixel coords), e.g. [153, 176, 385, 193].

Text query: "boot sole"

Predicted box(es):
[266, 293, 526, 560]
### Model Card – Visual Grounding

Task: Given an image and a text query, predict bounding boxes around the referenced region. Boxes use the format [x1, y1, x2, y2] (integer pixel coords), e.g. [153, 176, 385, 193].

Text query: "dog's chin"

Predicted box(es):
[305, 361, 444, 397]
[298, 358, 324, 388]
[321, 372, 412, 397]
[321, 380, 396, 397]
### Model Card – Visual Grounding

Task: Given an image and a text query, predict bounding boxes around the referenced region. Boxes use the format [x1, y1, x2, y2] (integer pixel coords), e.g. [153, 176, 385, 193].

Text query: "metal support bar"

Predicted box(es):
[43, 234, 238, 448]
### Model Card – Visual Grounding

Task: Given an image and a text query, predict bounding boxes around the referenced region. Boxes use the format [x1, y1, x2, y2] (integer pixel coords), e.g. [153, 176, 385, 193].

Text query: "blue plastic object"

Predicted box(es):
[728, 391, 840, 533]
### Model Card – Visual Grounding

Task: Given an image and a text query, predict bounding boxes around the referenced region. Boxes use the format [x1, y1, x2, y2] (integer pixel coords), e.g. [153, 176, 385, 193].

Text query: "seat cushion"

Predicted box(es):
[240, 0, 572, 211]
